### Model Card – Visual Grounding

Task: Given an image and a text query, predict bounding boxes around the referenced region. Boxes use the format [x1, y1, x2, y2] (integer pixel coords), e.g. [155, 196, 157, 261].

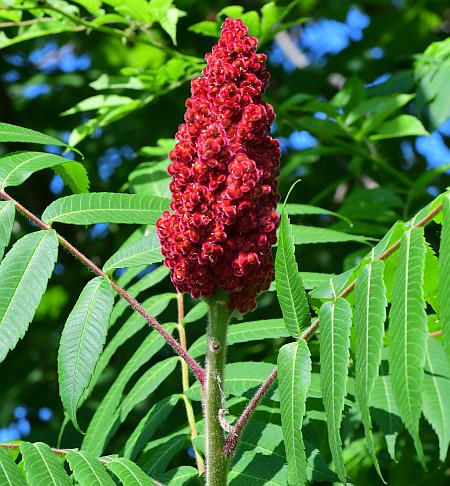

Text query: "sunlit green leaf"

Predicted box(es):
[58, 277, 114, 431]
[275, 207, 310, 337]
[278, 340, 311, 486]
[104, 457, 157, 486]
[0, 231, 58, 363]
[354, 258, 386, 478]
[0, 152, 85, 190]
[320, 298, 352, 483]
[42, 193, 169, 225]
[66, 449, 115, 486]
[389, 227, 427, 464]
[0, 122, 66, 147]
[20, 442, 71, 486]
[124, 395, 180, 461]
[0, 201, 15, 261]
[440, 195, 450, 361]
[0, 448, 26, 486]
[370, 114, 429, 140]
[103, 229, 162, 272]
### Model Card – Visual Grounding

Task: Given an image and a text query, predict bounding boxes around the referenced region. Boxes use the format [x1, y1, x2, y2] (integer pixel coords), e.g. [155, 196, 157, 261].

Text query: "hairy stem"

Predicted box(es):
[204, 294, 233, 486]
[223, 199, 444, 456]
[223, 367, 278, 457]
[177, 293, 205, 475]
[0, 189, 205, 384]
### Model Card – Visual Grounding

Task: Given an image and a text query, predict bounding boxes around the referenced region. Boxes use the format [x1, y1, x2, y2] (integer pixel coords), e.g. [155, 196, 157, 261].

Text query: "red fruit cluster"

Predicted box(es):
[156, 17, 280, 313]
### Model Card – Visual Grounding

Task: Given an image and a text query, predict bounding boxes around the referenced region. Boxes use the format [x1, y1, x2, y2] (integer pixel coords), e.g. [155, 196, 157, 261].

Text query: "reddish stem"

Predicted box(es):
[0, 443, 107, 464]
[0, 189, 205, 384]
[223, 200, 444, 455]
[223, 367, 278, 457]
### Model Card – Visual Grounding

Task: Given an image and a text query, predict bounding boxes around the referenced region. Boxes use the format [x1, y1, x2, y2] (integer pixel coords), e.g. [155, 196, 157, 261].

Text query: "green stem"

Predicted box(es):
[204, 294, 233, 486]
[177, 293, 205, 476]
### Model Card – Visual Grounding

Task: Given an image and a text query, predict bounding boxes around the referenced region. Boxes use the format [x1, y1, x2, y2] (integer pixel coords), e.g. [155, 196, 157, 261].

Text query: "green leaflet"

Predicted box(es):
[348, 93, 415, 133]
[104, 457, 158, 486]
[120, 357, 178, 418]
[184, 300, 208, 323]
[140, 435, 189, 476]
[233, 420, 338, 483]
[58, 277, 114, 431]
[0, 230, 58, 363]
[103, 229, 162, 271]
[354, 258, 386, 479]
[278, 340, 311, 486]
[291, 225, 373, 245]
[129, 160, 171, 198]
[281, 202, 352, 225]
[229, 452, 287, 485]
[275, 207, 311, 337]
[20, 442, 71, 486]
[159, 466, 198, 485]
[195, 418, 337, 483]
[66, 450, 115, 486]
[61, 94, 135, 115]
[0, 448, 27, 486]
[82, 327, 174, 455]
[0, 152, 85, 190]
[319, 298, 352, 484]
[309, 268, 355, 299]
[109, 266, 170, 328]
[0, 122, 66, 147]
[42, 193, 170, 225]
[124, 395, 180, 461]
[440, 195, 450, 362]
[369, 114, 429, 140]
[0, 201, 15, 262]
[389, 227, 427, 465]
[370, 375, 402, 461]
[53, 162, 90, 194]
[115, 265, 147, 288]
[85, 293, 173, 399]
[423, 337, 450, 462]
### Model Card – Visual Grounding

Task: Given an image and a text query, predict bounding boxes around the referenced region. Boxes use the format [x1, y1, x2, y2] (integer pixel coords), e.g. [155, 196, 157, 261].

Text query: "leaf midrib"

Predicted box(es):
[34, 445, 59, 486]
[402, 230, 413, 423]
[0, 460, 15, 486]
[71, 451, 104, 485]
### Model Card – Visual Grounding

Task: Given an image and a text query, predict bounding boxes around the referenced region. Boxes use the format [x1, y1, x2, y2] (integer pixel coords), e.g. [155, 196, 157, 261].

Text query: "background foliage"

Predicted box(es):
[1, 0, 450, 484]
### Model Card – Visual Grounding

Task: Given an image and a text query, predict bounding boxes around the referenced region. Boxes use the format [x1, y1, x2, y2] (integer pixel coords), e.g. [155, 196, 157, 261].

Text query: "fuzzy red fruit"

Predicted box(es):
[156, 17, 280, 313]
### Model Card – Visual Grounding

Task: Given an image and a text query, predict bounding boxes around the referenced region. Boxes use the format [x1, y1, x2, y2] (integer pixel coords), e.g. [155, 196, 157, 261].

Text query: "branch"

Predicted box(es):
[223, 367, 278, 457]
[0, 189, 205, 384]
[0, 443, 108, 463]
[223, 200, 444, 455]
[0, 17, 55, 28]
